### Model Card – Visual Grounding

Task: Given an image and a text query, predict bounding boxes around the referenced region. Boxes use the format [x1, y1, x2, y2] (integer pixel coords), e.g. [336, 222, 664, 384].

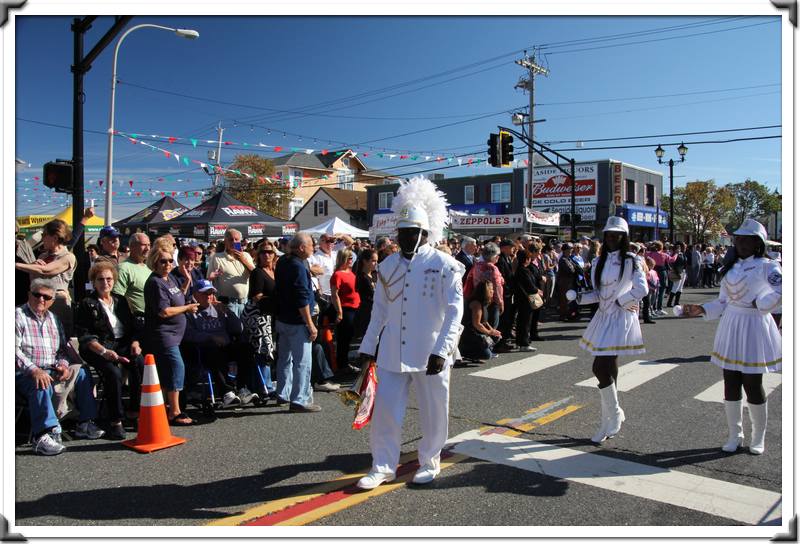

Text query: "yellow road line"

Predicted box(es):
[206, 452, 418, 526]
[276, 453, 470, 526]
[208, 399, 584, 526]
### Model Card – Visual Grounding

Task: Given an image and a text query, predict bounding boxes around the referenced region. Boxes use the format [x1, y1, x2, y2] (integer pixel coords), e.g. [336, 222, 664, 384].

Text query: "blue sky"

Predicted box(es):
[15, 15, 783, 220]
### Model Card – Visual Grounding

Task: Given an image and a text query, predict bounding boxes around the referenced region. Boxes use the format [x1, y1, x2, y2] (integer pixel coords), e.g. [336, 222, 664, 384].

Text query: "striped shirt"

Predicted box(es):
[15, 304, 71, 375]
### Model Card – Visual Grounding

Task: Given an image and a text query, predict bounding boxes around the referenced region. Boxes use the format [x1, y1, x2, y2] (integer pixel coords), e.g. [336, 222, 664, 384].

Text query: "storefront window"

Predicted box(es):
[625, 179, 636, 204]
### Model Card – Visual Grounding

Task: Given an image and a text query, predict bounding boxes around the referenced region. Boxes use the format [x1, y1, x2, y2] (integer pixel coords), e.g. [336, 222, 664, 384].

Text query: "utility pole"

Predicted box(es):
[213, 121, 224, 191]
[515, 50, 548, 232]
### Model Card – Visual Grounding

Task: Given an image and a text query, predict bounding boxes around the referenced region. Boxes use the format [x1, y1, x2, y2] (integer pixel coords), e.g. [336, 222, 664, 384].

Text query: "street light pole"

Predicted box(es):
[104, 24, 199, 225]
[654, 143, 688, 245]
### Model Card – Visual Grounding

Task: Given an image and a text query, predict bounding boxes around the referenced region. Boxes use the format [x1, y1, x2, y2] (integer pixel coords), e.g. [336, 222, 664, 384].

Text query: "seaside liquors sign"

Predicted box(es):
[531, 163, 598, 206]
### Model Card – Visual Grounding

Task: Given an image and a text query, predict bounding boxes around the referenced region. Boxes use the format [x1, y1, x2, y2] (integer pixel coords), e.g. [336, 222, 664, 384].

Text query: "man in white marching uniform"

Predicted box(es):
[356, 176, 464, 489]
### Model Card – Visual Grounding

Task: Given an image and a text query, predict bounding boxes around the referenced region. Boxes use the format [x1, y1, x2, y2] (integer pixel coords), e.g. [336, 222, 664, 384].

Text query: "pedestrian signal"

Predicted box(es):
[43, 160, 74, 194]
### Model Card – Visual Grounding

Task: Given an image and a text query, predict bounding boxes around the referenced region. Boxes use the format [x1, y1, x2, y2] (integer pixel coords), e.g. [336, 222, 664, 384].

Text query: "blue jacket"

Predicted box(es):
[275, 253, 315, 325]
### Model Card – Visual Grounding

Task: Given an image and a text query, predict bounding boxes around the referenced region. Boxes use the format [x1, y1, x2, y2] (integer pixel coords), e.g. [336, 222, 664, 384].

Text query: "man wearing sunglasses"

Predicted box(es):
[16, 278, 105, 456]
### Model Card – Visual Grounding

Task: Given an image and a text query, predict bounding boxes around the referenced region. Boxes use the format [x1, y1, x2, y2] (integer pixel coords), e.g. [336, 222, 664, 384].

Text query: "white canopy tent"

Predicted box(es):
[302, 216, 370, 238]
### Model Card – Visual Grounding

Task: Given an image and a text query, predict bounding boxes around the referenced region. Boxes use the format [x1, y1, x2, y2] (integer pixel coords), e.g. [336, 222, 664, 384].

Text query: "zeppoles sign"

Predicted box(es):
[450, 214, 523, 229]
[222, 205, 257, 217]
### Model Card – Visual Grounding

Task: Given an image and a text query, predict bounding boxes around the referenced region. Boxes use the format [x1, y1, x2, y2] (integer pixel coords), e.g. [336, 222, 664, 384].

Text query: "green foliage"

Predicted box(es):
[223, 154, 292, 219]
[723, 179, 781, 229]
[670, 180, 734, 242]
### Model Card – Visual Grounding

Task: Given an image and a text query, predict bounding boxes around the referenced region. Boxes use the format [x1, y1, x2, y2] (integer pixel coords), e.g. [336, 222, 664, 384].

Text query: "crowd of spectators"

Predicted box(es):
[16, 208, 772, 456]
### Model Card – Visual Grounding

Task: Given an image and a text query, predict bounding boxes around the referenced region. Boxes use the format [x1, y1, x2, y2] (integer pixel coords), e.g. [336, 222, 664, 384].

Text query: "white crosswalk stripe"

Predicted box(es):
[574, 359, 679, 391]
[469, 353, 575, 381]
[694, 373, 783, 404]
[448, 429, 781, 526]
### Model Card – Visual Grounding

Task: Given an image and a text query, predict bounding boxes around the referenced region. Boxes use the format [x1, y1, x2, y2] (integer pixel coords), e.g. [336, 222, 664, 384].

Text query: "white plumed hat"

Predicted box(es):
[603, 216, 629, 234]
[391, 176, 450, 245]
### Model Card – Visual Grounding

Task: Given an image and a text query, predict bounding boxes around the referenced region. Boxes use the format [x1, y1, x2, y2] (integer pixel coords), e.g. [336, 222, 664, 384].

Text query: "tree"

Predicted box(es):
[671, 180, 735, 242]
[724, 179, 782, 229]
[223, 154, 292, 219]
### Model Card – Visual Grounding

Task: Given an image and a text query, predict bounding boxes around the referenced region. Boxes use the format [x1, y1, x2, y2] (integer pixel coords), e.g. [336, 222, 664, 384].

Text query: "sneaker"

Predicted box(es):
[74, 420, 105, 440]
[48, 426, 63, 445]
[412, 465, 441, 485]
[356, 470, 396, 490]
[289, 402, 322, 413]
[489, 352, 499, 359]
[33, 433, 65, 456]
[518, 346, 537, 352]
[222, 391, 242, 407]
[237, 387, 259, 405]
[107, 423, 126, 441]
[313, 381, 340, 392]
[275, 396, 289, 406]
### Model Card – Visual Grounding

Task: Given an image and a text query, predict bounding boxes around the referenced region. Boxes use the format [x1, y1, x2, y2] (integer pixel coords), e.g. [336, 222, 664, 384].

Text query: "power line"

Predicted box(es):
[543, 19, 778, 56]
[537, 83, 780, 107]
[552, 134, 780, 152]
[543, 124, 781, 145]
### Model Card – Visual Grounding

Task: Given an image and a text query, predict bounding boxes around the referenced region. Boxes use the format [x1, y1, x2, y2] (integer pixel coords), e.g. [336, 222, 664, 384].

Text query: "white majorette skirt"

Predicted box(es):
[710, 305, 782, 373]
[579, 304, 645, 356]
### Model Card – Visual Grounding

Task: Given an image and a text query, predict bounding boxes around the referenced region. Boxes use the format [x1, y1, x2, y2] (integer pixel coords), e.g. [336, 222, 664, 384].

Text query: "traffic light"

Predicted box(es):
[487, 133, 500, 167]
[43, 160, 74, 194]
[500, 131, 514, 166]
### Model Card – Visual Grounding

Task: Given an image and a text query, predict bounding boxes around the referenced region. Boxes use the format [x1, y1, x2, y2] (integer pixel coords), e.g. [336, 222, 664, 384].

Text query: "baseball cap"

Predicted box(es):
[195, 279, 216, 293]
[99, 226, 121, 239]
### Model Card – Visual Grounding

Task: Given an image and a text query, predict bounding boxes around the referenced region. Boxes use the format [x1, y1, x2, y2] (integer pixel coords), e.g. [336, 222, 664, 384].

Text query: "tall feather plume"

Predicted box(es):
[391, 176, 450, 245]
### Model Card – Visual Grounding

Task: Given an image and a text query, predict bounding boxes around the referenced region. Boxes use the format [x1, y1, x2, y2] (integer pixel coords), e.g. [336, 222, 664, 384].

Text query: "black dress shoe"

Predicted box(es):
[644, 319, 656, 324]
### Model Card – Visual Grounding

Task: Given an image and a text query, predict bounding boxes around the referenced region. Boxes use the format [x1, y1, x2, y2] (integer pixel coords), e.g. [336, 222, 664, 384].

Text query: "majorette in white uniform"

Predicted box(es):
[696, 218, 781, 455]
[577, 249, 649, 357]
[574, 216, 648, 444]
[701, 256, 782, 374]
[357, 176, 464, 489]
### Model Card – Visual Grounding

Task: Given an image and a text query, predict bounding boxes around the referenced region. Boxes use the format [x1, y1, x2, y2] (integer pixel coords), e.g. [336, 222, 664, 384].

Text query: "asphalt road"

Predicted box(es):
[13, 287, 784, 535]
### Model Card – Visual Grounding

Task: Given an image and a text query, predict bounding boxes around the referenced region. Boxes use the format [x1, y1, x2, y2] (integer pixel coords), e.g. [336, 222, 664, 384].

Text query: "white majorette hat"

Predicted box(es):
[391, 176, 450, 245]
[396, 205, 430, 231]
[733, 218, 768, 242]
[603, 216, 629, 235]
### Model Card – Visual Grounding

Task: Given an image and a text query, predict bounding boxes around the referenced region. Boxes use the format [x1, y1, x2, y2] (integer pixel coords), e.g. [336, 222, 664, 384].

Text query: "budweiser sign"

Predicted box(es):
[532, 163, 598, 206]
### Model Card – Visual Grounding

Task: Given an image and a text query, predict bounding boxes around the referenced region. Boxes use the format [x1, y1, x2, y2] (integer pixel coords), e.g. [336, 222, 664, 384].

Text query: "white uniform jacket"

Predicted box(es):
[577, 251, 648, 310]
[359, 244, 465, 372]
[702, 256, 782, 320]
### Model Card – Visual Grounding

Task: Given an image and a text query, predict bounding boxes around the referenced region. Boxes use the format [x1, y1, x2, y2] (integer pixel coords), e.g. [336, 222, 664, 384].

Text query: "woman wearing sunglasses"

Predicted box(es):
[74, 261, 144, 439]
[143, 246, 200, 426]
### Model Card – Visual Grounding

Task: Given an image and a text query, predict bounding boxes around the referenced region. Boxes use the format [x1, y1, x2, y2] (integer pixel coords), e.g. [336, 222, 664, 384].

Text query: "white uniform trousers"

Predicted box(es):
[370, 365, 451, 475]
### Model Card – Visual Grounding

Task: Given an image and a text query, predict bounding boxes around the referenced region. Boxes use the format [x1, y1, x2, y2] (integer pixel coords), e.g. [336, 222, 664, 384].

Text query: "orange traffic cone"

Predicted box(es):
[321, 315, 337, 371]
[122, 354, 187, 453]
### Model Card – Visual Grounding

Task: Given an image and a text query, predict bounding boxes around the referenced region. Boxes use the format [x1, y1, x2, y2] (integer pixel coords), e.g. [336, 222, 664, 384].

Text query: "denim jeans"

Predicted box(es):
[16, 367, 97, 436]
[155, 344, 185, 391]
[225, 300, 246, 318]
[275, 320, 313, 406]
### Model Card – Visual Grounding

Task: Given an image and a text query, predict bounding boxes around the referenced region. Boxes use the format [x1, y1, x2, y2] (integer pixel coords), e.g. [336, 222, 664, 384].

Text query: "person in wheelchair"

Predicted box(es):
[182, 279, 258, 407]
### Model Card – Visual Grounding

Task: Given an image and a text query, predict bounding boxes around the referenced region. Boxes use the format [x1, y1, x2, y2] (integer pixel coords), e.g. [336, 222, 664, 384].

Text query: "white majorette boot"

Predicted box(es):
[601, 383, 625, 438]
[721, 400, 744, 453]
[747, 400, 768, 455]
[591, 388, 610, 444]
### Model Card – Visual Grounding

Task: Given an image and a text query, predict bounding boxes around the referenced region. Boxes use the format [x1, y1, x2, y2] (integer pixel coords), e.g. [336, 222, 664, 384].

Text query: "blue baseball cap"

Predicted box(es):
[99, 226, 121, 239]
[195, 279, 216, 293]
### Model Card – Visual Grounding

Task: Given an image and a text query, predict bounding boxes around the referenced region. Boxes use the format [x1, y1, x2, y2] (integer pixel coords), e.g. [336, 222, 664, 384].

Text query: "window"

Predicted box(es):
[289, 198, 304, 219]
[625, 179, 636, 204]
[464, 185, 475, 204]
[342, 157, 350, 168]
[378, 192, 394, 210]
[290, 169, 303, 188]
[337, 168, 354, 190]
[645, 184, 655, 207]
[314, 200, 328, 216]
[491, 182, 511, 203]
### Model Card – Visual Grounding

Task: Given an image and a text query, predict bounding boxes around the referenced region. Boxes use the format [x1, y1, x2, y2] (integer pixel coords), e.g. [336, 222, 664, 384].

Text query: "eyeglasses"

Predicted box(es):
[30, 291, 54, 301]
[157, 259, 173, 265]
[95, 277, 114, 282]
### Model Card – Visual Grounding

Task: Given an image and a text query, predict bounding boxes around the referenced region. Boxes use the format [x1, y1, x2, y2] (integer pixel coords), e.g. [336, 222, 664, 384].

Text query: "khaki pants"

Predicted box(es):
[52, 364, 84, 420]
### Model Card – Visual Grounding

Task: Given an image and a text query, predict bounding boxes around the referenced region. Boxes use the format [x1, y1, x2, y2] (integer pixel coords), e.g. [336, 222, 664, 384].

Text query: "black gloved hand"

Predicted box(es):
[426, 354, 446, 375]
[356, 352, 374, 371]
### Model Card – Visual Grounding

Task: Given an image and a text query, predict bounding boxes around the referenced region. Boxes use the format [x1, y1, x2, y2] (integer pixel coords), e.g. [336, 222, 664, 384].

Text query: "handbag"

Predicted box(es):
[527, 292, 544, 310]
